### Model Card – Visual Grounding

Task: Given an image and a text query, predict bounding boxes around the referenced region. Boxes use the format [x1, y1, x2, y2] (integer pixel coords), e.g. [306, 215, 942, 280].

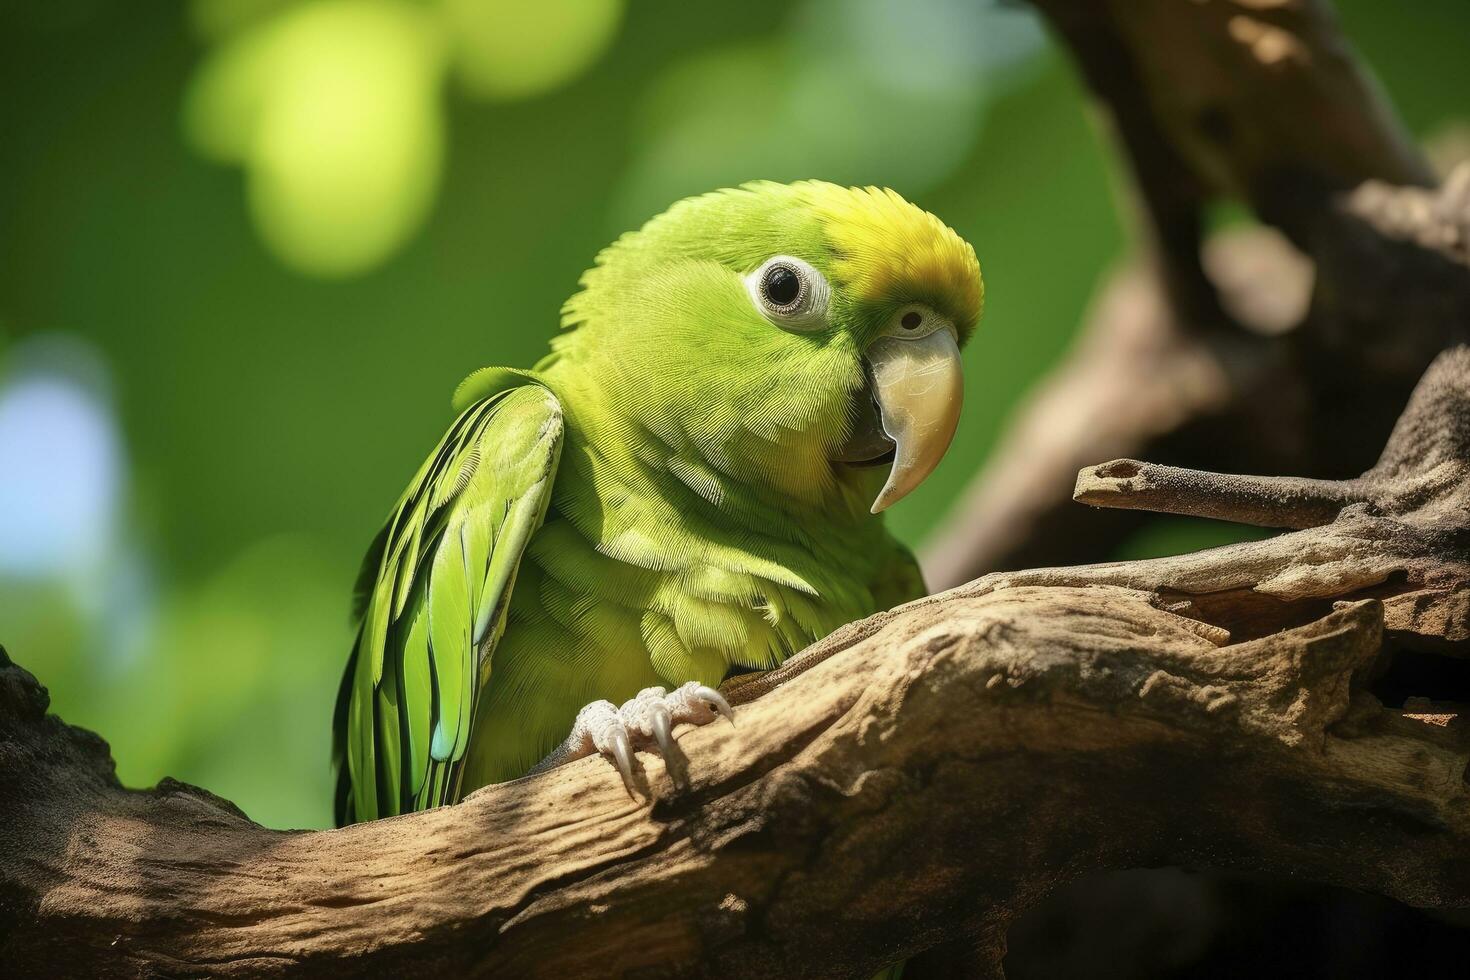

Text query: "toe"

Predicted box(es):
[668, 681, 736, 726]
[650, 702, 674, 754]
[608, 726, 636, 793]
[693, 685, 735, 724]
[583, 703, 641, 796]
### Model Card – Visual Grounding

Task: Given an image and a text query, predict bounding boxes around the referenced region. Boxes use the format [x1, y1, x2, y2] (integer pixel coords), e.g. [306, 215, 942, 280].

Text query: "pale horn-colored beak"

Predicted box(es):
[866, 328, 964, 513]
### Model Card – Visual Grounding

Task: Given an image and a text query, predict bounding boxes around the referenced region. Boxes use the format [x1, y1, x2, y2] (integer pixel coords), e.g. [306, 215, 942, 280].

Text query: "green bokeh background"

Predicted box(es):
[1, 0, 1466, 830]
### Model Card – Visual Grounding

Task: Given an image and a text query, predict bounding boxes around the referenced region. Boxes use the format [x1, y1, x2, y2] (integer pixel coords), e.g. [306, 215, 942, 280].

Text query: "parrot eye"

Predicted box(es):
[746, 255, 830, 331]
[761, 264, 803, 308]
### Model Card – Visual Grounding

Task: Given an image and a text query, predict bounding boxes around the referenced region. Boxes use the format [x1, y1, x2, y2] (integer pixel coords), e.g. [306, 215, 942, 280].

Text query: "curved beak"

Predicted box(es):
[864, 329, 964, 513]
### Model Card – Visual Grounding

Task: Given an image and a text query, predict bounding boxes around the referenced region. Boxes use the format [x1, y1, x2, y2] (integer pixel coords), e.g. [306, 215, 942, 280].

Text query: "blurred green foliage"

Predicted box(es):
[184, 0, 627, 276]
[0, 0, 1467, 830]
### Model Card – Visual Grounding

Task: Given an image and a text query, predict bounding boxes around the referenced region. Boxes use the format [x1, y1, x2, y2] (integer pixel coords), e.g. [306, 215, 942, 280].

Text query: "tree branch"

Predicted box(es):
[3, 348, 1468, 978]
[1073, 459, 1364, 529]
[923, 0, 1470, 588]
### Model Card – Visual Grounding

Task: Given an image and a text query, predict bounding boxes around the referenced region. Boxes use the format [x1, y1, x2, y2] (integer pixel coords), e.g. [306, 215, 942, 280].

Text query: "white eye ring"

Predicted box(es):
[883, 303, 953, 341]
[745, 255, 830, 331]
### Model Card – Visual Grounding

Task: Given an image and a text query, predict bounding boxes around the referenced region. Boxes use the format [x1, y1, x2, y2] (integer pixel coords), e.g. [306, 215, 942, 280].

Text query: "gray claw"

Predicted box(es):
[610, 727, 636, 794]
[695, 685, 735, 724]
[650, 703, 674, 754]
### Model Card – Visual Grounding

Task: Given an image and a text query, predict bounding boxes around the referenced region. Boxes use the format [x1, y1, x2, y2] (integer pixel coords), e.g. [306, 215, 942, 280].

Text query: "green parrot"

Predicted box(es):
[334, 180, 982, 825]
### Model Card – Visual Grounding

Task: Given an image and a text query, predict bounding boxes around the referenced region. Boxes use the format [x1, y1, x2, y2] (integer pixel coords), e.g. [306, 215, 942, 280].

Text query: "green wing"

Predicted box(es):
[334, 381, 563, 825]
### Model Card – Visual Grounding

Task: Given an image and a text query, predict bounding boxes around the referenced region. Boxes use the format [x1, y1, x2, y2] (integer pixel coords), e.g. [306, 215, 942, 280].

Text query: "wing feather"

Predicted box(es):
[333, 382, 563, 824]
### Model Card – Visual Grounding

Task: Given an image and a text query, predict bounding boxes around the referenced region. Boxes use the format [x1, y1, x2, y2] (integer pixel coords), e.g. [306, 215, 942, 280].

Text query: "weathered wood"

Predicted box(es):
[2, 349, 1467, 979]
[923, 0, 1470, 588]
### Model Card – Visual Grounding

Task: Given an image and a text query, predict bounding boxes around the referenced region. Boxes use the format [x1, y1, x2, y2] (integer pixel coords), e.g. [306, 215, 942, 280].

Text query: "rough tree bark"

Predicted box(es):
[3, 338, 1468, 977]
[924, 0, 1470, 587]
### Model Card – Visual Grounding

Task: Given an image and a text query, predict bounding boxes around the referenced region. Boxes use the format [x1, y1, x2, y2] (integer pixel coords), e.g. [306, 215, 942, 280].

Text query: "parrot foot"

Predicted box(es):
[532, 682, 734, 797]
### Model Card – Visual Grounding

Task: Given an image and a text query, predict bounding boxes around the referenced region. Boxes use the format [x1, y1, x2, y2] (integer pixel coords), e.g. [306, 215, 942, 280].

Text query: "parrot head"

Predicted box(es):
[551, 180, 982, 518]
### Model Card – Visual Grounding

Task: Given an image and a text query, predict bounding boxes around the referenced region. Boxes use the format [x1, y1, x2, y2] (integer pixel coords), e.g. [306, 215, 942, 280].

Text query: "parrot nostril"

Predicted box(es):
[901, 311, 922, 330]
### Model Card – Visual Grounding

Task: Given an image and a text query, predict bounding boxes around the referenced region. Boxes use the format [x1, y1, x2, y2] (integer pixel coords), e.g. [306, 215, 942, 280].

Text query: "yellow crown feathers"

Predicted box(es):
[805, 183, 983, 339]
